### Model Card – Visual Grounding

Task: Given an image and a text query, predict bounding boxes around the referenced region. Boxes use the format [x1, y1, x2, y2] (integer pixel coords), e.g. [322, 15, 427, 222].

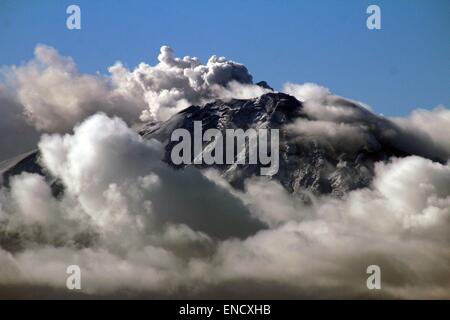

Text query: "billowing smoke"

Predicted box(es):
[0, 47, 449, 299]
[109, 45, 269, 121]
[0, 44, 268, 134]
[3, 45, 146, 133]
[0, 85, 39, 161]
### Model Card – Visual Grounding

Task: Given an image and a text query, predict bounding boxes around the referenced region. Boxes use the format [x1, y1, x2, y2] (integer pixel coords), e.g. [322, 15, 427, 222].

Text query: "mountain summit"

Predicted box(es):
[0, 90, 435, 198]
[139, 91, 416, 197]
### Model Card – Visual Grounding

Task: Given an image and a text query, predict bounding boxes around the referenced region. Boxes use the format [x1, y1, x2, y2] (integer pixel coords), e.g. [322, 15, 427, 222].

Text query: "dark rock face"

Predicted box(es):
[139, 92, 412, 196]
[0, 151, 43, 188]
[0, 151, 64, 197]
[256, 81, 274, 91]
[1, 92, 417, 197]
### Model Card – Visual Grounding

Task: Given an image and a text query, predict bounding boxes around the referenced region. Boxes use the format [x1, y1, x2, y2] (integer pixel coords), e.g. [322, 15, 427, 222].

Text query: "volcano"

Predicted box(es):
[1, 87, 432, 199]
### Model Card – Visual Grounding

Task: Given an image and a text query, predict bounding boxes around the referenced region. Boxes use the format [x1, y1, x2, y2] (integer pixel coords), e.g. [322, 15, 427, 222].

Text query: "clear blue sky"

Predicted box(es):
[0, 0, 448, 116]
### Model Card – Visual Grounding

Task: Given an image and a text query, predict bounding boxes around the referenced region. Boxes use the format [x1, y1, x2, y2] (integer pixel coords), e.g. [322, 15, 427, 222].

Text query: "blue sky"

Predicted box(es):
[0, 0, 448, 116]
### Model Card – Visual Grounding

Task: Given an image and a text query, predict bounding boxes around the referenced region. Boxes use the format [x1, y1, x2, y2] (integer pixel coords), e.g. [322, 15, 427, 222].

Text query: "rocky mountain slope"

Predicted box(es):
[2, 88, 423, 198]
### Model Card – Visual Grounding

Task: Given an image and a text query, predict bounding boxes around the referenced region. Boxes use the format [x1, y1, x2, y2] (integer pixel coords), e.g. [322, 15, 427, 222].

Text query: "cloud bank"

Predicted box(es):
[0, 47, 449, 299]
[0, 113, 449, 298]
[284, 82, 450, 161]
